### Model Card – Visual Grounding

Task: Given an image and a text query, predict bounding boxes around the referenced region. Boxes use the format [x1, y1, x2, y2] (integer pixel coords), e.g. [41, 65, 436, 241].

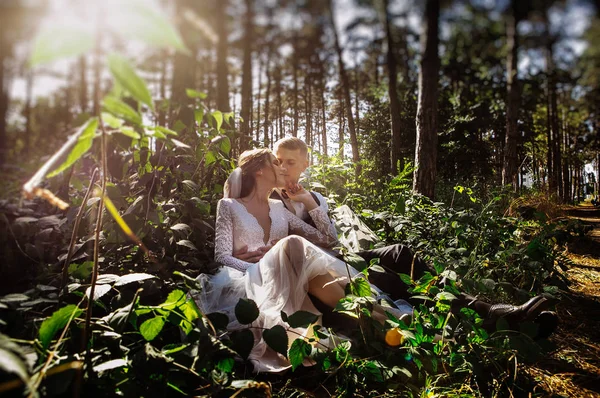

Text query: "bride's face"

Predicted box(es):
[259, 154, 287, 188]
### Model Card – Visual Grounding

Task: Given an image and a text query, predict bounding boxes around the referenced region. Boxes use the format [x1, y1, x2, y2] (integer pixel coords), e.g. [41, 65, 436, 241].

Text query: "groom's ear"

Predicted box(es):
[302, 157, 309, 171]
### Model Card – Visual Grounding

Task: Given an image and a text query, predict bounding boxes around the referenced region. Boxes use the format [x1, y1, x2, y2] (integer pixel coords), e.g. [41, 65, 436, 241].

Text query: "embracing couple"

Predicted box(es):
[193, 137, 557, 373]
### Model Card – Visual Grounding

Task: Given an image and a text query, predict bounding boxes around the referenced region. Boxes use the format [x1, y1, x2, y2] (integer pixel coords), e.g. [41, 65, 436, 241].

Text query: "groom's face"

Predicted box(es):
[275, 148, 309, 186]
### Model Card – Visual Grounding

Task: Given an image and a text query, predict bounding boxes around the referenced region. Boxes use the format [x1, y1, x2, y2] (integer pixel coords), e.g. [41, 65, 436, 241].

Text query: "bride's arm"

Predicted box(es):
[215, 200, 254, 272]
[286, 206, 338, 248]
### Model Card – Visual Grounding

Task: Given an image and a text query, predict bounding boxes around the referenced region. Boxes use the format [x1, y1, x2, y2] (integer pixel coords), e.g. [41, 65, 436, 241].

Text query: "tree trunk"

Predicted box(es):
[0, 26, 6, 166]
[240, 0, 254, 151]
[320, 73, 328, 157]
[216, 0, 231, 113]
[328, 0, 360, 174]
[502, 1, 520, 191]
[276, 65, 283, 141]
[78, 55, 88, 114]
[24, 69, 33, 155]
[292, 33, 299, 138]
[255, 52, 263, 143]
[380, 0, 403, 175]
[158, 53, 167, 127]
[264, 45, 272, 146]
[305, 72, 312, 150]
[171, 0, 197, 137]
[413, 0, 440, 199]
[338, 88, 344, 158]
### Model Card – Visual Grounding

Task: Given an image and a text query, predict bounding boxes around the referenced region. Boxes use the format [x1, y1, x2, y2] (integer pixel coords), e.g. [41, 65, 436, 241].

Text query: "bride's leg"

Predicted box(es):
[281, 235, 347, 309]
[308, 274, 346, 308]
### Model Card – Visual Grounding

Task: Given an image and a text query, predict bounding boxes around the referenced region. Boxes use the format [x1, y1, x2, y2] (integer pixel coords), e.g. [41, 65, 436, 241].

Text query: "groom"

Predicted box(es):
[233, 137, 555, 333]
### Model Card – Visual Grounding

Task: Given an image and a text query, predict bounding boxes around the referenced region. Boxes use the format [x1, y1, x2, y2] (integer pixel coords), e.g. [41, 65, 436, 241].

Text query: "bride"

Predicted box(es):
[193, 148, 409, 372]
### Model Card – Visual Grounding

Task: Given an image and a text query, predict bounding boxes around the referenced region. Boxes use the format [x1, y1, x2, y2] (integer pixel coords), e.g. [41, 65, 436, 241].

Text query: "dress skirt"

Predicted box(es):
[193, 235, 358, 372]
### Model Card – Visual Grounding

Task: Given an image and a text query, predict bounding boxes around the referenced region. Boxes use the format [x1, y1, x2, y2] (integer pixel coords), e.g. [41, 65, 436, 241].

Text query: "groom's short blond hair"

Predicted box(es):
[274, 137, 308, 158]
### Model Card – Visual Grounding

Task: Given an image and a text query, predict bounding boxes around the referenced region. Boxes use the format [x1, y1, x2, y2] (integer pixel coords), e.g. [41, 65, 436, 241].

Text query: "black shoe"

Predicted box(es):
[534, 311, 558, 340]
[483, 295, 552, 332]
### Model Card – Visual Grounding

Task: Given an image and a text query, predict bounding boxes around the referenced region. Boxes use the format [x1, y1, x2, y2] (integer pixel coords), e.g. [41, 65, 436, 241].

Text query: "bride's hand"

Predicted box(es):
[233, 245, 270, 263]
[285, 183, 318, 211]
[285, 183, 312, 203]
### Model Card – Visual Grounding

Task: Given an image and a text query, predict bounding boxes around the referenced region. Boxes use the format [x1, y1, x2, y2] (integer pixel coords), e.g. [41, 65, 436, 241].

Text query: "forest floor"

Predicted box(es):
[526, 203, 600, 397]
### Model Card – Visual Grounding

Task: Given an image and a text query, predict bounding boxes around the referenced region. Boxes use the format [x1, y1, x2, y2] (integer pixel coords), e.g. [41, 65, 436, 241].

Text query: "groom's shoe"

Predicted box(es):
[482, 295, 551, 332]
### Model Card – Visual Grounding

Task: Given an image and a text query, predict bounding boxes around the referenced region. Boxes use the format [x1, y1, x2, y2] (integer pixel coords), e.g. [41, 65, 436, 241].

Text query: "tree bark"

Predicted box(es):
[171, 0, 197, 137]
[78, 56, 88, 114]
[24, 69, 33, 155]
[276, 65, 283, 142]
[502, 1, 520, 191]
[338, 87, 344, 158]
[305, 72, 312, 150]
[413, 0, 440, 199]
[327, 0, 360, 173]
[380, 0, 403, 175]
[240, 0, 254, 151]
[292, 32, 299, 138]
[264, 44, 272, 146]
[216, 0, 231, 113]
[320, 70, 328, 157]
[256, 52, 263, 143]
[158, 52, 167, 127]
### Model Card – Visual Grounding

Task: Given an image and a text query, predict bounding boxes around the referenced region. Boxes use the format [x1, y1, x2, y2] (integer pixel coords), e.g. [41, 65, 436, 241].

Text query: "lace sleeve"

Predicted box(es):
[310, 192, 338, 239]
[214, 199, 253, 272]
[287, 206, 338, 248]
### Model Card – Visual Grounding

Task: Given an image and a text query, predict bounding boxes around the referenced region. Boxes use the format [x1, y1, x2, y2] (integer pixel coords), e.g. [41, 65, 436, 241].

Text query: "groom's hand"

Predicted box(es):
[233, 245, 270, 263]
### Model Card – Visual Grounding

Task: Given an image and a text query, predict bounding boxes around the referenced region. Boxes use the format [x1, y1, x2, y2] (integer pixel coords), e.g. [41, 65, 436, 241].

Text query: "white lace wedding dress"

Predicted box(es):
[192, 198, 381, 372]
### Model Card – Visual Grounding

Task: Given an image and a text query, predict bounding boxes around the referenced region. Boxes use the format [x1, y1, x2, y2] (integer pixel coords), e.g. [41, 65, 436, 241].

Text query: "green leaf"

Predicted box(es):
[140, 316, 165, 341]
[39, 304, 83, 349]
[30, 25, 94, 66]
[117, 127, 141, 140]
[235, 298, 259, 325]
[0, 334, 29, 382]
[288, 339, 312, 370]
[103, 97, 142, 125]
[205, 151, 217, 166]
[230, 329, 254, 360]
[105, 303, 137, 330]
[170, 138, 191, 149]
[286, 311, 320, 328]
[434, 292, 457, 301]
[359, 361, 383, 382]
[171, 223, 191, 232]
[107, 53, 154, 110]
[47, 118, 98, 177]
[207, 312, 229, 330]
[350, 278, 372, 297]
[344, 252, 367, 272]
[161, 290, 186, 310]
[216, 357, 235, 373]
[155, 126, 178, 136]
[263, 325, 288, 358]
[394, 196, 406, 215]
[186, 89, 207, 99]
[102, 112, 124, 129]
[85, 284, 112, 301]
[212, 111, 223, 131]
[115, 273, 156, 286]
[179, 300, 201, 334]
[93, 358, 127, 374]
[68, 261, 93, 280]
[110, 0, 188, 52]
[219, 136, 231, 154]
[176, 240, 198, 250]
[194, 109, 204, 126]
